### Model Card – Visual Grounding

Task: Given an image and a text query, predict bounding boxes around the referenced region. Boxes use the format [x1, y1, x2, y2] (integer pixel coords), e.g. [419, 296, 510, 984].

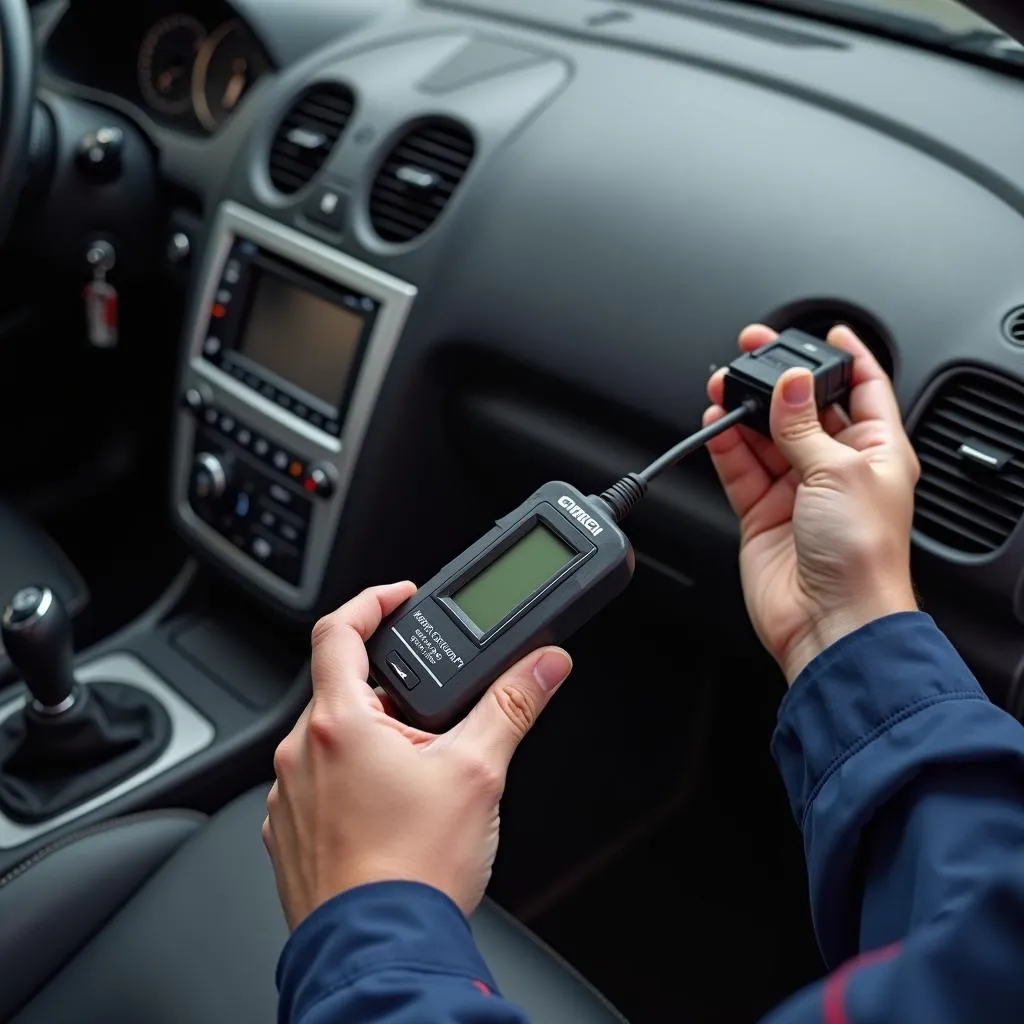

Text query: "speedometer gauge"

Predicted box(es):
[192, 20, 269, 132]
[138, 15, 205, 116]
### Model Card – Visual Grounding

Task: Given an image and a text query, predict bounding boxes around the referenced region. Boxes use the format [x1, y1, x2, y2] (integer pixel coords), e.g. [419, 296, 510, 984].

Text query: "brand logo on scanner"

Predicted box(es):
[558, 496, 604, 536]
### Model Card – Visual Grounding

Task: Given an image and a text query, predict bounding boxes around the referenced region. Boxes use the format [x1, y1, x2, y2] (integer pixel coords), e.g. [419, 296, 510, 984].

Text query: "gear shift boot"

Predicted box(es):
[0, 586, 172, 825]
[0, 683, 170, 824]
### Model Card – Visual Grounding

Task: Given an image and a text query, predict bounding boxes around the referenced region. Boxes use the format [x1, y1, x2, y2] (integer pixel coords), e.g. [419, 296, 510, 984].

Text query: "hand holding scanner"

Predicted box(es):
[368, 330, 853, 730]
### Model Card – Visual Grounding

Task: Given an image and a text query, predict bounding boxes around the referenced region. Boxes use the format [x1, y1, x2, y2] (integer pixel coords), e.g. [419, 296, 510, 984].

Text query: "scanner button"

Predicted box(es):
[386, 651, 419, 691]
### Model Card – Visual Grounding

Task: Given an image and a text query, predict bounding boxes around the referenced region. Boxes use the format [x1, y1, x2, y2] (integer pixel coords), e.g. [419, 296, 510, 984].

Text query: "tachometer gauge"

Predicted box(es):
[192, 20, 269, 132]
[138, 15, 205, 116]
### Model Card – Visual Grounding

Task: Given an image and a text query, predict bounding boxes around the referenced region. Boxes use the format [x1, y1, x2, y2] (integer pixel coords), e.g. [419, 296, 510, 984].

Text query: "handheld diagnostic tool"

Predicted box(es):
[368, 330, 852, 730]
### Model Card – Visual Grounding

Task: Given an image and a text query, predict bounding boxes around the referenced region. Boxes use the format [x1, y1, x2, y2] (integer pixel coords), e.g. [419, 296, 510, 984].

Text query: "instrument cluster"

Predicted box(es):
[42, 2, 272, 136]
[137, 13, 270, 133]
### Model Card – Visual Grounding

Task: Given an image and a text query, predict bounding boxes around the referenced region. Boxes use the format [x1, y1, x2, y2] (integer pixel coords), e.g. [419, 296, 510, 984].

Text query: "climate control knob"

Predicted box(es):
[191, 452, 230, 502]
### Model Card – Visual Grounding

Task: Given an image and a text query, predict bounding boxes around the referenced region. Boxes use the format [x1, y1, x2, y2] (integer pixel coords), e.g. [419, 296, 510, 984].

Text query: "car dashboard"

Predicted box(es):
[31, 0, 1024, 717]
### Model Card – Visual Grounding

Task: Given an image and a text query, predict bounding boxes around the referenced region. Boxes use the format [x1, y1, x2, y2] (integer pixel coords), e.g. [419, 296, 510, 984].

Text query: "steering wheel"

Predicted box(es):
[0, 0, 35, 245]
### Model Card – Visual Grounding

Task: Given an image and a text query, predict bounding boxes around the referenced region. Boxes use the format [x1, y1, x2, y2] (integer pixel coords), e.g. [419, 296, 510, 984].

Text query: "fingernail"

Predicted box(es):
[782, 371, 812, 407]
[534, 650, 572, 692]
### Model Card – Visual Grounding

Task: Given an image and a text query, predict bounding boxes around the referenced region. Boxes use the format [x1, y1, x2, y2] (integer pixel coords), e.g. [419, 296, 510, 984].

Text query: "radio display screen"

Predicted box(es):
[238, 269, 371, 410]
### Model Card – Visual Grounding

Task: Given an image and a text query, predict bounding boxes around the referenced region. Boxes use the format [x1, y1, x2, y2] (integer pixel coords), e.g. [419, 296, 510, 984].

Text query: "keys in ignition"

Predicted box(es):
[84, 240, 119, 349]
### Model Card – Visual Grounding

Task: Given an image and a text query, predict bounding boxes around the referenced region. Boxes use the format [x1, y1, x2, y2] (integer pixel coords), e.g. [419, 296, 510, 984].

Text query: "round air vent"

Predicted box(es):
[766, 301, 895, 380]
[268, 83, 355, 195]
[369, 119, 475, 244]
[1003, 307, 1024, 347]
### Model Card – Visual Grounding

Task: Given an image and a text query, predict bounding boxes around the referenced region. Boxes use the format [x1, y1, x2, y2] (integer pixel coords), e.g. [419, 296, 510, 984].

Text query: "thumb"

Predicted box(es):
[454, 648, 572, 768]
[769, 367, 844, 476]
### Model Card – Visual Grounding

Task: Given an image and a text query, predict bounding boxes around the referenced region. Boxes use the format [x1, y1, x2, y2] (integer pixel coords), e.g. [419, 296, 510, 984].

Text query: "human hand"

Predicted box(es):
[704, 324, 920, 684]
[263, 581, 572, 929]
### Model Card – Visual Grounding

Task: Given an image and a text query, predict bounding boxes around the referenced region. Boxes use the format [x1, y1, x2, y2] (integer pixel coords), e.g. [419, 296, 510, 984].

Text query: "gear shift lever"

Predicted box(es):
[2, 586, 78, 713]
[0, 585, 171, 825]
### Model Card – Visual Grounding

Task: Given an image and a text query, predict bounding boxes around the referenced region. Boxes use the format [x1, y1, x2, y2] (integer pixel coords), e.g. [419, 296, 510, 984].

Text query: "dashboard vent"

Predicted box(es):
[369, 119, 475, 243]
[912, 371, 1024, 555]
[1004, 307, 1024, 347]
[268, 84, 355, 195]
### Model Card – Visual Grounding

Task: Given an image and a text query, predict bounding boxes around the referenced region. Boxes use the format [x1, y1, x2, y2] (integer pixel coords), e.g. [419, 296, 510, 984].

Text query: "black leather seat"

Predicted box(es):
[0, 786, 624, 1023]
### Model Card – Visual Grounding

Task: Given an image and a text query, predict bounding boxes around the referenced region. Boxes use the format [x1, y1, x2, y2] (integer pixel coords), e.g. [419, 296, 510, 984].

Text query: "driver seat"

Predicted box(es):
[0, 786, 624, 1023]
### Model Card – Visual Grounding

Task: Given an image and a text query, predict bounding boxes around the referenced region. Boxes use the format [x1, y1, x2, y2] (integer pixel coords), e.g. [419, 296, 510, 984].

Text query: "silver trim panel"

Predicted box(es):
[0, 653, 215, 850]
[173, 202, 417, 610]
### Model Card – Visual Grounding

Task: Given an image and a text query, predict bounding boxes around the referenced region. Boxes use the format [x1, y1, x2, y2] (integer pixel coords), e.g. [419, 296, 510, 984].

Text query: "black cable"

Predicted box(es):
[638, 402, 753, 483]
[596, 400, 758, 523]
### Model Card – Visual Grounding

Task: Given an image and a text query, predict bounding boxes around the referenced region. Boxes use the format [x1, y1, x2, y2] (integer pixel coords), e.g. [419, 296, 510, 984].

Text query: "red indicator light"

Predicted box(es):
[304, 477, 317, 493]
[211, 303, 227, 319]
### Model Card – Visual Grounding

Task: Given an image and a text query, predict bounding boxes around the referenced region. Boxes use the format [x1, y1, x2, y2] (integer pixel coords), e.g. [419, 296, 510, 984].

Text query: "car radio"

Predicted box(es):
[173, 202, 417, 610]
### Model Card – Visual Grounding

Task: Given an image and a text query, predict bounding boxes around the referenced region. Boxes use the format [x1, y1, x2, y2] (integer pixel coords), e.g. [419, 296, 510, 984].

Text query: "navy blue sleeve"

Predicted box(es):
[764, 612, 1024, 1024]
[277, 881, 529, 1024]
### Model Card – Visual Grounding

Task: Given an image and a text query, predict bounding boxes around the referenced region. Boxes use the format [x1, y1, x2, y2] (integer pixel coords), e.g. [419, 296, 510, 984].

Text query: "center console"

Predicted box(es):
[173, 203, 417, 610]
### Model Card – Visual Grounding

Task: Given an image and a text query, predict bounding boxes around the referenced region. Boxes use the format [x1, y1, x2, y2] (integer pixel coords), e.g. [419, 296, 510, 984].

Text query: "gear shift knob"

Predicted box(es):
[1, 586, 77, 713]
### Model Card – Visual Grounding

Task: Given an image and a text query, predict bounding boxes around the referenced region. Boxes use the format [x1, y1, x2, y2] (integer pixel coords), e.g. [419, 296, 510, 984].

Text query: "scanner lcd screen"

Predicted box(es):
[453, 523, 576, 634]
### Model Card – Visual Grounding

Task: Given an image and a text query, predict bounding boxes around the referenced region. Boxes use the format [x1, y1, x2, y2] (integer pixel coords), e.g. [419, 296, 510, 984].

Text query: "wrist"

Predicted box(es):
[783, 581, 918, 684]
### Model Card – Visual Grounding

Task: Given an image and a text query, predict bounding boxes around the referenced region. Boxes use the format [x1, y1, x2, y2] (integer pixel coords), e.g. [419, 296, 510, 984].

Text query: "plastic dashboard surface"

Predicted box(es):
[41, 2, 1024, 674]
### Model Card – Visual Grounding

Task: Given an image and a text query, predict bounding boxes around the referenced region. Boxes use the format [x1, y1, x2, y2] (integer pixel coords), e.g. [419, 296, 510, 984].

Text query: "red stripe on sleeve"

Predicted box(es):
[823, 943, 902, 1024]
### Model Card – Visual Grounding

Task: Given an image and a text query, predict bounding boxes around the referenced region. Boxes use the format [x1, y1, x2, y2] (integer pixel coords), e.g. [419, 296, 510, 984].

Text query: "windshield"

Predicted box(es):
[653, 1, 1024, 64]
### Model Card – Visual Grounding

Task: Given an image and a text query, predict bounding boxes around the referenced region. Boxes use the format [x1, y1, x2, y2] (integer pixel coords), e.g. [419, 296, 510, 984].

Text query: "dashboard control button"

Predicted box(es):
[191, 452, 230, 502]
[268, 483, 295, 507]
[219, 415, 235, 435]
[223, 260, 241, 285]
[250, 536, 273, 563]
[292, 403, 308, 419]
[203, 407, 219, 426]
[306, 463, 336, 498]
[305, 187, 348, 231]
[272, 450, 289, 472]
[182, 387, 207, 412]
[325, 420, 340, 437]
[309, 411, 324, 428]
[216, 288, 232, 305]
[76, 126, 124, 185]
[167, 231, 190, 265]
[259, 509, 277, 530]
[236, 428, 252, 447]
[203, 336, 221, 356]
[261, 383, 275, 400]
[253, 437, 269, 457]
[277, 393, 292, 410]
